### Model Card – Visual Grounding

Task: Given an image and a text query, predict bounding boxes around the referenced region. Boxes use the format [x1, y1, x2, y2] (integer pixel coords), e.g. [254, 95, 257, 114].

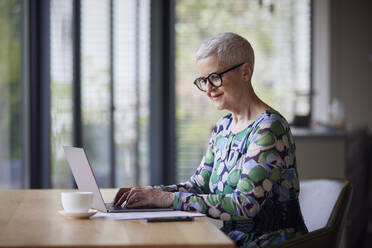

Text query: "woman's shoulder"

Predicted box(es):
[256, 109, 291, 135]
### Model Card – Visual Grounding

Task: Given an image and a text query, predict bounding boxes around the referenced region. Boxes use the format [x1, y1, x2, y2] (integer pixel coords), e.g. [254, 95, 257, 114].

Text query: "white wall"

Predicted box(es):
[312, 0, 331, 124]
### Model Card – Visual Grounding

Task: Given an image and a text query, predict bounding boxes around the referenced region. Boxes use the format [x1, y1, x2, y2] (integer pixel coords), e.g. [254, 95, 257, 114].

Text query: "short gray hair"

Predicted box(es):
[196, 32, 255, 70]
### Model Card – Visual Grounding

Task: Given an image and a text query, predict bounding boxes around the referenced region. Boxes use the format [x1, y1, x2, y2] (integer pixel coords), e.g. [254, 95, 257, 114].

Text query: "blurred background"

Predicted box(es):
[0, 0, 371, 246]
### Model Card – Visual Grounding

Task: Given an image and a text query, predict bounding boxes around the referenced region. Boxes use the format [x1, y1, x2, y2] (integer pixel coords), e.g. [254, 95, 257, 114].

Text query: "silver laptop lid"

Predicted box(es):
[63, 146, 107, 212]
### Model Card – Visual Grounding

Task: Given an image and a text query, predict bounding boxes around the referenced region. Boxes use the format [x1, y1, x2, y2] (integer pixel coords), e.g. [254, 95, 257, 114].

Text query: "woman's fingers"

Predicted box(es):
[126, 192, 147, 207]
[113, 187, 131, 205]
[115, 190, 130, 207]
[114, 187, 139, 206]
[114, 187, 158, 208]
[126, 188, 155, 208]
[124, 188, 144, 204]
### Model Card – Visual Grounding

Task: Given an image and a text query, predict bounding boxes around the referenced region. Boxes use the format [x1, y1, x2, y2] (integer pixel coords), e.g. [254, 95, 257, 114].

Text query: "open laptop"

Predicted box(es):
[63, 146, 172, 213]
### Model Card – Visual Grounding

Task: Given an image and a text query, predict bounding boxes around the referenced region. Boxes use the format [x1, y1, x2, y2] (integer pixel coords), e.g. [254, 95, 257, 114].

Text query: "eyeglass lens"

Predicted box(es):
[196, 73, 222, 91]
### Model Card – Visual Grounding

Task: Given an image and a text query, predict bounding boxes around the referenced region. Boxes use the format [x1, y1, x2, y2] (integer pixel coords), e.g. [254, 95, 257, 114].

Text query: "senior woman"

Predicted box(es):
[113, 32, 308, 247]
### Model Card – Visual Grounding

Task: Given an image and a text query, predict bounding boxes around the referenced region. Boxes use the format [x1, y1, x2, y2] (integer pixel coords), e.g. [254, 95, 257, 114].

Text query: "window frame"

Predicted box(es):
[28, 0, 52, 188]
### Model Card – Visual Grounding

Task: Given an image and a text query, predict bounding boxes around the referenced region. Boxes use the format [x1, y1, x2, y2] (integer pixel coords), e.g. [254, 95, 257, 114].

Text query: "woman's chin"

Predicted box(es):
[210, 97, 225, 110]
[213, 102, 225, 110]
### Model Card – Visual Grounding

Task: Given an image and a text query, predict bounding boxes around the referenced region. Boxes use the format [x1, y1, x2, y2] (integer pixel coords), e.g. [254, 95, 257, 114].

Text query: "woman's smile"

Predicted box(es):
[211, 92, 223, 101]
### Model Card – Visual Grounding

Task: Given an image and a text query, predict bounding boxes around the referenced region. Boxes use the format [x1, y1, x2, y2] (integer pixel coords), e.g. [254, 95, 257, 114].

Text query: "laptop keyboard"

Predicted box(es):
[105, 203, 172, 212]
[106, 202, 135, 210]
[106, 203, 124, 210]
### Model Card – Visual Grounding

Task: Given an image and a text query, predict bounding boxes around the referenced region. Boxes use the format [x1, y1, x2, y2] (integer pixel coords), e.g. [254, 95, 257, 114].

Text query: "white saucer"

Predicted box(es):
[58, 209, 98, 219]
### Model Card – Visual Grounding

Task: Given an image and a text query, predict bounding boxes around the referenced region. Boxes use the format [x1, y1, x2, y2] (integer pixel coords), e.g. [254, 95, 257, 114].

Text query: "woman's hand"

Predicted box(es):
[113, 187, 132, 206]
[113, 187, 174, 208]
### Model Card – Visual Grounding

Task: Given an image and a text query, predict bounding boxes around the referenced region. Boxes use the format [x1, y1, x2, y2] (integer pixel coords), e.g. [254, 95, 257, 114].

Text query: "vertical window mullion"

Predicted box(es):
[29, 0, 51, 189]
[134, 0, 140, 186]
[21, 0, 30, 189]
[73, 0, 82, 150]
[109, 0, 115, 187]
[149, 0, 176, 185]
[72, 0, 82, 189]
[309, 0, 314, 121]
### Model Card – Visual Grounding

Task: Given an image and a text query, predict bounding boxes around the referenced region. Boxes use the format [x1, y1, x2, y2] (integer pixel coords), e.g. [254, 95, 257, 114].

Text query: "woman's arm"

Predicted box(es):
[172, 120, 297, 221]
[154, 133, 216, 194]
[113, 129, 216, 207]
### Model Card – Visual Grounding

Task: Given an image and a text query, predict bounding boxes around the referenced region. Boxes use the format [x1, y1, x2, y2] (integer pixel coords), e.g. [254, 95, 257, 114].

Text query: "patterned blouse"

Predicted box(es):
[157, 109, 306, 247]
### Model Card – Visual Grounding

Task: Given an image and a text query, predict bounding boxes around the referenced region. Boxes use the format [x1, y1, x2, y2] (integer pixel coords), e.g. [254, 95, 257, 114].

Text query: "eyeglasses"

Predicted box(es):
[193, 62, 245, 92]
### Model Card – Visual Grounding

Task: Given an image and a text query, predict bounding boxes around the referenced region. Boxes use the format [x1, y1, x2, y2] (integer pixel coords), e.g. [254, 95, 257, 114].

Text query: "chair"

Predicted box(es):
[275, 179, 353, 248]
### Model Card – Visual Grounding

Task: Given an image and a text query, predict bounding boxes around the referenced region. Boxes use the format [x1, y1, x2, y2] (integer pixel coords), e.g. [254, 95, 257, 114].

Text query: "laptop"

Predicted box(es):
[63, 146, 172, 213]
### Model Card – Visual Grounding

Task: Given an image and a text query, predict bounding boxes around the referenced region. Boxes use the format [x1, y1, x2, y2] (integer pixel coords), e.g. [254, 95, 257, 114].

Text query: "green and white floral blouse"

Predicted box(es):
[157, 109, 306, 247]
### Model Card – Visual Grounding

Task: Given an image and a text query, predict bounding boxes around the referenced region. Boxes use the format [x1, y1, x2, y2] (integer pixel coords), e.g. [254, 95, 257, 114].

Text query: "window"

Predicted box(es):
[113, 0, 151, 187]
[175, 0, 311, 181]
[1, 0, 311, 189]
[81, 0, 112, 187]
[50, 0, 74, 188]
[50, 0, 151, 188]
[0, 0, 25, 189]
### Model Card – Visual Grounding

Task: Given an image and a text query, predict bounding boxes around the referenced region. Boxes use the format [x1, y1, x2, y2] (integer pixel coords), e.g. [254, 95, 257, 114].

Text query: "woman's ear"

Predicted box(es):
[242, 63, 253, 81]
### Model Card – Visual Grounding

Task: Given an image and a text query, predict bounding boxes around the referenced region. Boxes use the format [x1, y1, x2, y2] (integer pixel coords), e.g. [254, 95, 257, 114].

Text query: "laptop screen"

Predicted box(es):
[63, 146, 107, 212]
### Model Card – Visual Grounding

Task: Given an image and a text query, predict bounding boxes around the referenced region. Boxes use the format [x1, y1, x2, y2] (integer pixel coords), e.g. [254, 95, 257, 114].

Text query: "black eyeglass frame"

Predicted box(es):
[193, 62, 245, 92]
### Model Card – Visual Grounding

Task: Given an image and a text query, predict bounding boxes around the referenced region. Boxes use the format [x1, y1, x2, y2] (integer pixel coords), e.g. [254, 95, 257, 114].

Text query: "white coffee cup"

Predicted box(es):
[61, 192, 93, 213]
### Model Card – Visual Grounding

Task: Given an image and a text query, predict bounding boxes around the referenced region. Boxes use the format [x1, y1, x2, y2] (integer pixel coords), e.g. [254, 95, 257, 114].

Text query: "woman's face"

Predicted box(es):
[197, 55, 246, 112]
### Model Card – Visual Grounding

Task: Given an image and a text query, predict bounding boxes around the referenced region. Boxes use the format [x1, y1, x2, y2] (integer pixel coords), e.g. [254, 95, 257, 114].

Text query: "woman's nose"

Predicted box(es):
[206, 81, 214, 93]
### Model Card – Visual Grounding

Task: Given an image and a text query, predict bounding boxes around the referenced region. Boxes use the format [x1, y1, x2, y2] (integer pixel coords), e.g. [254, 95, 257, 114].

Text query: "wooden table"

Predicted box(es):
[0, 189, 234, 248]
